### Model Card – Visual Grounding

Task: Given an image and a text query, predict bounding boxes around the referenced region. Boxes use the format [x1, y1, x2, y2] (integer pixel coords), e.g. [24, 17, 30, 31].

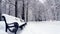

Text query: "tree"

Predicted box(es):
[24, 0, 28, 22]
[0, 0, 2, 21]
[22, 0, 25, 20]
[15, 0, 17, 17]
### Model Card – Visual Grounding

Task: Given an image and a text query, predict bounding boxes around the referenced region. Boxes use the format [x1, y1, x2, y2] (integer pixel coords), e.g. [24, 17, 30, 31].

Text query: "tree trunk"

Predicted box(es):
[0, 0, 2, 21]
[15, 0, 17, 17]
[24, 0, 28, 22]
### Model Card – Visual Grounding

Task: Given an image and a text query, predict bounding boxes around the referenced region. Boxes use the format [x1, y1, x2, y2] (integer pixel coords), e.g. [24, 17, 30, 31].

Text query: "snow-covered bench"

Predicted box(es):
[2, 14, 26, 34]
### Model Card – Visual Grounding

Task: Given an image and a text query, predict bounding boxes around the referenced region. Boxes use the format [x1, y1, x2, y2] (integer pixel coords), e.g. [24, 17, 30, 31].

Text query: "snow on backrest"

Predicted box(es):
[2, 14, 25, 26]
[0, 21, 6, 31]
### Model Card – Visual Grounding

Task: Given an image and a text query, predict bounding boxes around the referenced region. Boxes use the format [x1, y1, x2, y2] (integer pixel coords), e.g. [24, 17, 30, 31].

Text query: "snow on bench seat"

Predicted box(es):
[2, 14, 25, 26]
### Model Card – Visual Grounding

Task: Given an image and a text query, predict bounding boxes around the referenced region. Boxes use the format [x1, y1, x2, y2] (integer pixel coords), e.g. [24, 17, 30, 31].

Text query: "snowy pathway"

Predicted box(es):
[20, 21, 60, 34]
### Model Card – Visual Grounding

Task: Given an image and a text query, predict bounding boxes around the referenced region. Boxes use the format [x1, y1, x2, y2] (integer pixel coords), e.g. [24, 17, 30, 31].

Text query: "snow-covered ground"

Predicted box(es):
[20, 21, 60, 34]
[0, 21, 6, 31]
[0, 30, 8, 34]
[0, 21, 8, 34]
[0, 21, 60, 34]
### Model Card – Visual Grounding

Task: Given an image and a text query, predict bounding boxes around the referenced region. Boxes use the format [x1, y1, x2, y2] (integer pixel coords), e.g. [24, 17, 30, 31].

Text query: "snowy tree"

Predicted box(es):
[1, 0, 60, 21]
[0, 0, 2, 21]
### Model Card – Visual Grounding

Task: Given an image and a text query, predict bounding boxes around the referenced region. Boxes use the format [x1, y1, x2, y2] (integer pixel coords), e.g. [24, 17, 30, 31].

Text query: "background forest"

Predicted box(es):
[0, 0, 60, 21]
